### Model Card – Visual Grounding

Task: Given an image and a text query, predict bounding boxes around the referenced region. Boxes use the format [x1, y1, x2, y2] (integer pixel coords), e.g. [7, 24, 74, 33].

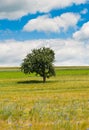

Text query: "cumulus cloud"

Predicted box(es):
[73, 21, 89, 40]
[0, 0, 87, 19]
[0, 40, 41, 66]
[23, 13, 80, 33]
[0, 39, 89, 66]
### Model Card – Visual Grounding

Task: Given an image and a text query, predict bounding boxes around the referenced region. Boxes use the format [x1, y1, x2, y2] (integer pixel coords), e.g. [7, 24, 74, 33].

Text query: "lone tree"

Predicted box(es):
[21, 47, 55, 83]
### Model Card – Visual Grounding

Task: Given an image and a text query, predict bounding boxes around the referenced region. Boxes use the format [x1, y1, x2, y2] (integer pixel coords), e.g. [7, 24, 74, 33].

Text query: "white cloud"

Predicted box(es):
[73, 21, 89, 40]
[0, 0, 86, 19]
[0, 40, 41, 66]
[80, 8, 88, 14]
[0, 38, 89, 66]
[23, 13, 80, 33]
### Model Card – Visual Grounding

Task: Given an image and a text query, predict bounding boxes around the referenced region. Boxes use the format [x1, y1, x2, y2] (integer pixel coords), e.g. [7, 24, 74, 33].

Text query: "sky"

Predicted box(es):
[0, 0, 89, 66]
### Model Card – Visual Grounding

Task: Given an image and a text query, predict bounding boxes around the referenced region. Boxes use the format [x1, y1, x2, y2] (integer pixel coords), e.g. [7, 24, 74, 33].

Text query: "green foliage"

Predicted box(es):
[21, 47, 55, 82]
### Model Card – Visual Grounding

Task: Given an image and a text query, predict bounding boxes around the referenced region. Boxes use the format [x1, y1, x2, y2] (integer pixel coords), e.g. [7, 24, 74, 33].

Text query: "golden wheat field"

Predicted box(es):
[0, 67, 89, 130]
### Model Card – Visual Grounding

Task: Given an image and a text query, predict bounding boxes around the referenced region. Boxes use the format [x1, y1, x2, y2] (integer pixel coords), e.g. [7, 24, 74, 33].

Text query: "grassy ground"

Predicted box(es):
[0, 67, 89, 130]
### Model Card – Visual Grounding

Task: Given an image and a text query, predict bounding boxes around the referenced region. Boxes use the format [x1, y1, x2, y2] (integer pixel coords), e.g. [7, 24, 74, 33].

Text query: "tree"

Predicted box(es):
[21, 47, 55, 83]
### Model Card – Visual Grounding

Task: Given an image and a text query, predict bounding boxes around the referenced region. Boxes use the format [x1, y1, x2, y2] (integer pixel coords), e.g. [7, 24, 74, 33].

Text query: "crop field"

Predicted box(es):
[0, 67, 89, 130]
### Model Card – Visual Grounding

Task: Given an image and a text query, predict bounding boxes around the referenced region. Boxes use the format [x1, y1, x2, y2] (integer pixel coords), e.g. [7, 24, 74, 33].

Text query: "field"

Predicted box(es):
[0, 67, 89, 130]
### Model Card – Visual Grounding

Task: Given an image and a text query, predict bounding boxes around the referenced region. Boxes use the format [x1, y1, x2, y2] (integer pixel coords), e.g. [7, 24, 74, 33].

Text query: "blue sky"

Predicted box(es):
[0, 0, 89, 66]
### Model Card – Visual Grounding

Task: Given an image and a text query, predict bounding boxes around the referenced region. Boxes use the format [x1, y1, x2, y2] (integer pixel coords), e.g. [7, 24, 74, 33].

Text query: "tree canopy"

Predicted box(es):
[21, 47, 55, 82]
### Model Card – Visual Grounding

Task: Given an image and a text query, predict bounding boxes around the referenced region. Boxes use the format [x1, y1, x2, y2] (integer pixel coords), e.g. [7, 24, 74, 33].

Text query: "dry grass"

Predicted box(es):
[0, 67, 89, 129]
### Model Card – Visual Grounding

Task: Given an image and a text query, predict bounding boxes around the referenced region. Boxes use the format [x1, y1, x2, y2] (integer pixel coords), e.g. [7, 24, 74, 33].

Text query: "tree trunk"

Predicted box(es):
[43, 76, 46, 83]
